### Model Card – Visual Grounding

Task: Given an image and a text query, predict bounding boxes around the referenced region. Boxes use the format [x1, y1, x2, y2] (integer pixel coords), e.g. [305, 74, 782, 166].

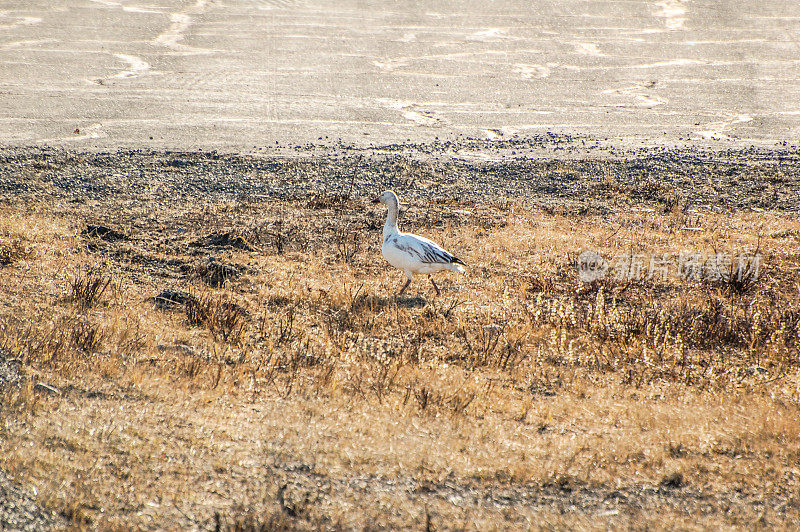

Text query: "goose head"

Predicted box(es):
[371, 190, 399, 206]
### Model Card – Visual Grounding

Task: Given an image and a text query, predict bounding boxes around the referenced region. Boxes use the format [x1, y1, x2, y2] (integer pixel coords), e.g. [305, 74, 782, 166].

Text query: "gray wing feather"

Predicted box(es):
[421, 241, 456, 264]
[397, 240, 458, 265]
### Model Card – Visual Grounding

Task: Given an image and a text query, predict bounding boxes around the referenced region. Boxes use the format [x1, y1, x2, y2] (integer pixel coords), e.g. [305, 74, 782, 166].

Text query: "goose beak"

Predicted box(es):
[371, 197, 380, 204]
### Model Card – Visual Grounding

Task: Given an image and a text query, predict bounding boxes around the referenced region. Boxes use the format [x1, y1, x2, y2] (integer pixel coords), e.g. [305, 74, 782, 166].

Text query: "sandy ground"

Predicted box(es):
[1, 0, 800, 151]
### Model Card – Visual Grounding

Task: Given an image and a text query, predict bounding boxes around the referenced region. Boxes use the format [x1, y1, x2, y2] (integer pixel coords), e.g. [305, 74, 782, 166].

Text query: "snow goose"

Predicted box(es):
[372, 190, 466, 295]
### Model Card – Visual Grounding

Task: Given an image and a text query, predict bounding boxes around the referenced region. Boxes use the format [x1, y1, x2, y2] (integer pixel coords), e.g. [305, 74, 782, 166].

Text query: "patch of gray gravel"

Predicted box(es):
[0, 348, 23, 390]
[0, 139, 798, 216]
[0, 469, 64, 531]
[1, 353, 64, 531]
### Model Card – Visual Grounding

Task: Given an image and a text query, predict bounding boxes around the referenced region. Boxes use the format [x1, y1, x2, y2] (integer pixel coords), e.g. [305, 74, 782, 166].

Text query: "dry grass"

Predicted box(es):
[0, 195, 799, 529]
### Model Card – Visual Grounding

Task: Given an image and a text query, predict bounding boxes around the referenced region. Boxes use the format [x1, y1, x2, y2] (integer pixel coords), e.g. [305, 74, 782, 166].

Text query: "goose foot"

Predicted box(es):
[398, 279, 412, 295]
[429, 276, 440, 296]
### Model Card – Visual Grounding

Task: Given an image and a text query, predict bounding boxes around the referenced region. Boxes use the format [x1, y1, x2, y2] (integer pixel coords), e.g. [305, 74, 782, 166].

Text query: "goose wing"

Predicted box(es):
[393, 233, 465, 266]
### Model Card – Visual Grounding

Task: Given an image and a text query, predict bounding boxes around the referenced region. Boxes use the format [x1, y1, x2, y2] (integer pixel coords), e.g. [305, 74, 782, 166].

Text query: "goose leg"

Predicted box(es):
[398, 279, 412, 295]
[429, 275, 440, 296]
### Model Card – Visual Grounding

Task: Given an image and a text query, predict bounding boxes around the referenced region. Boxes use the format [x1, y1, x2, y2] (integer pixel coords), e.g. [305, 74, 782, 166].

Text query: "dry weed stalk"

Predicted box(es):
[403, 379, 477, 416]
[0, 237, 28, 266]
[186, 294, 249, 344]
[275, 305, 297, 346]
[69, 270, 112, 309]
[70, 318, 107, 354]
[1, 312, 109, 372]
[456, 324, 503, 369]
[525, 275, 799, 389]
[258, 218, 300, 254]
[335, 230, 361, 264]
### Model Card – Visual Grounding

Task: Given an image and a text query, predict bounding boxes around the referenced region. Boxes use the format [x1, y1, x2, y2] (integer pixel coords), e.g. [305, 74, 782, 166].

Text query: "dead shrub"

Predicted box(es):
[275, 306, 297, 346]
[456, 324, 503, 369]
[254, 301, 301, 349]
[720, 253, 761, 295]
[369, 358, 405, 403]
[69, 270, 112, 309]
[706, 239, 762, 295]
[13, 318, 71, 366]
[424, 297, 462, 320]
[4, 313, 107, 368]
[404, 381, 476, 416]
[255, 219, 302, 254]
[526, 281, 799, 388]
[187, 294, 249, 344]
[335, 230, 361, 264]
[271, 339, 327, 398]
[450, 323, 527, 372]
[70, 318, 106, 354]
[0, 238, 29, 266]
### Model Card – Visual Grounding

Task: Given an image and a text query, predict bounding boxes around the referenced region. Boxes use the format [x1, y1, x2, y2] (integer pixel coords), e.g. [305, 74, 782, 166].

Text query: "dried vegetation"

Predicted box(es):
[0, 153, 799, 529]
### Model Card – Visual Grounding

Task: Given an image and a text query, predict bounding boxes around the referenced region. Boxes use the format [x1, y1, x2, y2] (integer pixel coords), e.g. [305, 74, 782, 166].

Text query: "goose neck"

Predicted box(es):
[383, 198, 399, 238]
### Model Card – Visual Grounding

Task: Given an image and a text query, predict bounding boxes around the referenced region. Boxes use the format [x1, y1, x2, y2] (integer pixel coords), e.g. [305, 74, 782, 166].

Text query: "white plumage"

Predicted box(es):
[372, 190, 466, 295]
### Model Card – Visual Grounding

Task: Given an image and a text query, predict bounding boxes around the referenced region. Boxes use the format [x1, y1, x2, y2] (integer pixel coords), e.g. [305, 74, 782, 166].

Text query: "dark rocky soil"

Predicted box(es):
[0, 469, 64, 531]
[1, 139, 798, 216]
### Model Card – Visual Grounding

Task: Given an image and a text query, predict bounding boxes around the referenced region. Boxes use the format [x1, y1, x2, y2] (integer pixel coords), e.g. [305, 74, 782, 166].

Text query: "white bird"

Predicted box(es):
[372, 190, 466, 295]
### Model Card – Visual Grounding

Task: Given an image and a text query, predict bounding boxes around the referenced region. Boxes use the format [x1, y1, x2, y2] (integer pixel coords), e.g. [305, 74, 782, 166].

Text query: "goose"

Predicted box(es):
[372, 190, 466, 295]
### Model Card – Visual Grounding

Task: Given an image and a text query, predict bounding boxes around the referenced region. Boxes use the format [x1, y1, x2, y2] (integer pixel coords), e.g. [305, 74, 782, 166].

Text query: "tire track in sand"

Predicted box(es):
[153, 0, 212, 54]
[92, 53, 151, 84]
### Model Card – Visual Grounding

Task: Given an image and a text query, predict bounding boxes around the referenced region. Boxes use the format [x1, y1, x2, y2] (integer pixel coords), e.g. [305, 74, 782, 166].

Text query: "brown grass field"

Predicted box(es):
[0, 148, 799, 529]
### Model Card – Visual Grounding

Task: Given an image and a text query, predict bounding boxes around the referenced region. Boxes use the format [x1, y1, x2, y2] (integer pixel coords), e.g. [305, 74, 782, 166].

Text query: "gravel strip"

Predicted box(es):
[0, 141, 798, 215]
[0, 349, 23, 390]
[0, 469, 64, 531]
